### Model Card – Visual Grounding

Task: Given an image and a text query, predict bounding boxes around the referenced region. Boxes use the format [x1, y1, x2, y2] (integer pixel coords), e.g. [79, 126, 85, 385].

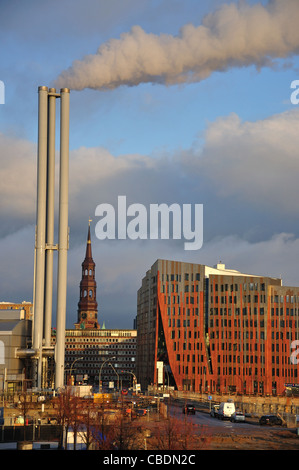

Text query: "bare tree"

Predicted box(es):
[77, 399, 99, 450]
[18, 393, 33, 442]
[54, 388, 73, 449]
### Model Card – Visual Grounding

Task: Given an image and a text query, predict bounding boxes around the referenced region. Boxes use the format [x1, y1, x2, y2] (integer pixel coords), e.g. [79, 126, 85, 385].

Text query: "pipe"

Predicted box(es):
[44, 88, 56, 348]
[55, 88, 70, 389]
[33, 86, 48, 388]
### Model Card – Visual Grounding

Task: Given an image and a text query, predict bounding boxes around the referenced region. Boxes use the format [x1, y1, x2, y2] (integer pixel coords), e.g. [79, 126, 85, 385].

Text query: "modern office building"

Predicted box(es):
[62, 327, 137, 388]
[136, 259, 299, 396]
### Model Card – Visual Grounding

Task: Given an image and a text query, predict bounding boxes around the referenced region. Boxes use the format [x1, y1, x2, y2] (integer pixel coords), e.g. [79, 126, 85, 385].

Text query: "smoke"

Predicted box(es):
[54, 0, 299, 91]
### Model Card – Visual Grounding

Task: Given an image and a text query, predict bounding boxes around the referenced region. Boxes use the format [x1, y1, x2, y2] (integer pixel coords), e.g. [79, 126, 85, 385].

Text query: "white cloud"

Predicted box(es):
[0, 133, 36, 218]
[184, 108, 299, 214]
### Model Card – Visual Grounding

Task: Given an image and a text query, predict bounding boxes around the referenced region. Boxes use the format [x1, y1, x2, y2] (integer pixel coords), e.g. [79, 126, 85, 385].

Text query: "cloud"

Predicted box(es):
[0, 225, 35, 301]
[2, 106, 299, 241]
[183, 108, 299, 214]
[0, 133, 37, 235]
[195, 232, 299, 286]
[55, 0, 299, 91]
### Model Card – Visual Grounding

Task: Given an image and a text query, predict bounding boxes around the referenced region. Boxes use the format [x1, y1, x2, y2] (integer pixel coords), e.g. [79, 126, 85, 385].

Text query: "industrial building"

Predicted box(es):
[0, 302, 33, 320]
[0, 309, 32, 393]
[136, 259, 299, 396]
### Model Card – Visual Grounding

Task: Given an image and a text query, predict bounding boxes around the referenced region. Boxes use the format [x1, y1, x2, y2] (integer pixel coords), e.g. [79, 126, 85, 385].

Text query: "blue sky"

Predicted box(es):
[1, 0, 299, 329]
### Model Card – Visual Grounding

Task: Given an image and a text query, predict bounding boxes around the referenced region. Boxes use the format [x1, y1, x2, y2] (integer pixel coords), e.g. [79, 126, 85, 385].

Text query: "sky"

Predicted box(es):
[1, 0, 299, 329]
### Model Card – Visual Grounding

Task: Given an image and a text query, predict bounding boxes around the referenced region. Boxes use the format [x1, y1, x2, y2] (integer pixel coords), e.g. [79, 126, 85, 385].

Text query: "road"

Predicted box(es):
[166, 403, 299, 449]
[170, 403, 285, 432]
[170, 404, 255, 432]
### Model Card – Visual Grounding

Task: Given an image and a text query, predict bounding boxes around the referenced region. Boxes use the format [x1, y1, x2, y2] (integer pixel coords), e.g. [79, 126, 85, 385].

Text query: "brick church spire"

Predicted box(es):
[76, 220, 99, 329]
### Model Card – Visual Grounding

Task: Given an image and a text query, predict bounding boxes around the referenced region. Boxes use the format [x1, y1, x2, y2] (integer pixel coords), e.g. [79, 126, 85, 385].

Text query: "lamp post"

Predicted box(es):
[69, 357, 83, 385]
[163, 365, 170, 391]
[99, 356, 116, 392]
[120, 370, 137, 392]
[108, 363, 119, 391]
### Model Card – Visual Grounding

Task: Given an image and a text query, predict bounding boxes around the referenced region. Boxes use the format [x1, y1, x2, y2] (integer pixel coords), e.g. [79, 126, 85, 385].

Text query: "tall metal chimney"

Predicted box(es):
[33, 86, 70, 390]
[55, 88, 70, 389]
[44, 88, 57, 349]
[33, 86, 48, 387]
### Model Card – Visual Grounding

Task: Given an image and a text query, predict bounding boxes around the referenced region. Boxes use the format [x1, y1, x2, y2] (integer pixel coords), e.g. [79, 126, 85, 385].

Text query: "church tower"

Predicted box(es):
[76, 221, 99, 329]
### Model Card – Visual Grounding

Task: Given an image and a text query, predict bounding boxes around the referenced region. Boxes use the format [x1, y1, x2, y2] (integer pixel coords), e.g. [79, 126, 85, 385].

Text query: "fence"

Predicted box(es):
[0, 424, 62, 443]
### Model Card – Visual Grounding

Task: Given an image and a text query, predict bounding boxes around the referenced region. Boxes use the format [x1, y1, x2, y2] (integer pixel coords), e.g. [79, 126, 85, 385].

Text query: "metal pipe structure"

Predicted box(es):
[55, 88, 70, 389]
[33, 86, 70, 390]
[33, 86, 48, 388]
[44, 88, 56, 348]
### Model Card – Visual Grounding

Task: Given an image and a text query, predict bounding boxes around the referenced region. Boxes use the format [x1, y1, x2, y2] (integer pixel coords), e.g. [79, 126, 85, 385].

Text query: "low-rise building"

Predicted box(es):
[0, 308, 32, 393]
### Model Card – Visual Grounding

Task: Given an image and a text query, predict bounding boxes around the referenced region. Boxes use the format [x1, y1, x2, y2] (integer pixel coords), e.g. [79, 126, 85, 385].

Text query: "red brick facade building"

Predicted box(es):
[136, 259, 299, 396]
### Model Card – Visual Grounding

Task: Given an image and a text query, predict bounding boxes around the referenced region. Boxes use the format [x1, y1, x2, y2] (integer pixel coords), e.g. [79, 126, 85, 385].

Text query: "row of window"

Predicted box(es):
[81, 289, 96, 298]
[168, 318, 199, 328]
[82, 268, 94, 276]
[66, 337, 136, 343]
[66, 350, 134, 357]
[64, 331, 136, 338]
[210, 307, 265, 315]
[161, 273, 201, 282]
[211, 282, 266, 292]
[162, 284, 201, 294]
[272, 295, 299, 303]
[67, 343, 136, 351]
[211, 294, 267, 304]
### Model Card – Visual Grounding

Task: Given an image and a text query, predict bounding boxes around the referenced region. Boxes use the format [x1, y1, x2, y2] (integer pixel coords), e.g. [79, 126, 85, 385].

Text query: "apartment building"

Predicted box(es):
[136, 259, 299, 396]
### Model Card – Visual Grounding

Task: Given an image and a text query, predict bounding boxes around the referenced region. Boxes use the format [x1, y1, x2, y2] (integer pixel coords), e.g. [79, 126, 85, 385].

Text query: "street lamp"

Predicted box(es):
[69, 357, 83, 385]
[120, 370, 137, 391]
[108, 363, 119, 390]
[99, 356, 116, 392]
[163, 365, 170, 390]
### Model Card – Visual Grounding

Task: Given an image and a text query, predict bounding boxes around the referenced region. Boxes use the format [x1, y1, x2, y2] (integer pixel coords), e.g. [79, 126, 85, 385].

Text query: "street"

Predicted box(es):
[166, 404, 299, 450]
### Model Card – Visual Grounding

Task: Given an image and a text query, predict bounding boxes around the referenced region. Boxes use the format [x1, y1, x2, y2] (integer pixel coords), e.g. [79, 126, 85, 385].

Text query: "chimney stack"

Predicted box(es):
[33, 86, 70, 390]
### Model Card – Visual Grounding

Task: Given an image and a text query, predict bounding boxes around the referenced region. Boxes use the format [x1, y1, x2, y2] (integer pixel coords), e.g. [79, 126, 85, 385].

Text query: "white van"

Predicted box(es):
[218, 401, 235, 420]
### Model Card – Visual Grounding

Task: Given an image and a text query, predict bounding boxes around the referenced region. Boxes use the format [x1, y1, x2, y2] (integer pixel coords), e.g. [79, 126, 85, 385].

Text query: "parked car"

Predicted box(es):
[259, 415, 282, 426]
[218, 401, 235, 420]
[230, 411, 245, 423]
[210, 405, 219, 417]
[182, 404, 196, 415]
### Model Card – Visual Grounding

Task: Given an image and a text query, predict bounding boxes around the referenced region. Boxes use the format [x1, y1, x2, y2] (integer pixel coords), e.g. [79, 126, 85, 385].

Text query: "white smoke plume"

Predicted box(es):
[55, 0, 299, 91]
